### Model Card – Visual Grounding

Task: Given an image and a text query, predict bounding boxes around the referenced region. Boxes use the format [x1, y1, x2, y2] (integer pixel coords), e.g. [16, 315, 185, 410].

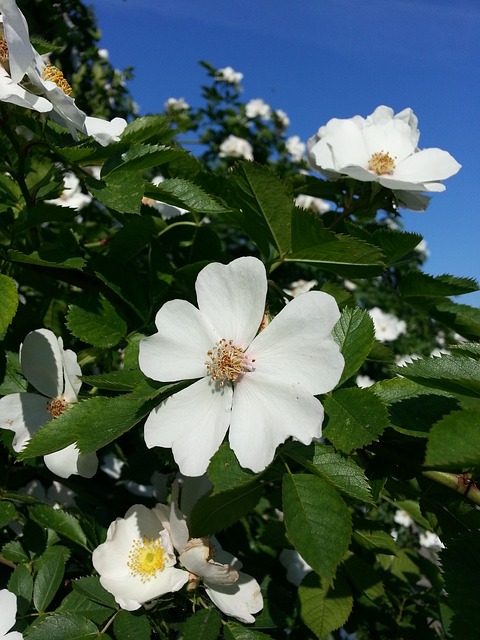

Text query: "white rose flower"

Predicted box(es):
[218, 135, 254, 161]
[46, 172, 92, 210]
[245, 98, 271, 120]
[419, 531, 444, 550]
[368, 306, 407, 342]
[285, 135, 306, 162]
[307, 105, 461, 193]
[92, 504, 189, 611]
[393, 509, 413, 528]
[274, 109, 290, 129]
[164, 97, 189, 112]
[216, 66, 243, 85]
[0, 328, 98, 479]
[295, 193, 330, 214]
[0, 589, 23, 639]
[356, 374, 375, 388]
[139, 257, 344, 476]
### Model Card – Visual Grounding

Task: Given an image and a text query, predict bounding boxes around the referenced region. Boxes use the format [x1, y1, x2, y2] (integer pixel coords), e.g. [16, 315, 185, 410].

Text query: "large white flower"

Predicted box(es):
[0, 328, 98, 478]
[139, 257, 344, 476]
[0, 589, 23, 640]
[219, 135, 254, 161]
[307, 105, 461, 193]
[92, 504, 189, 611]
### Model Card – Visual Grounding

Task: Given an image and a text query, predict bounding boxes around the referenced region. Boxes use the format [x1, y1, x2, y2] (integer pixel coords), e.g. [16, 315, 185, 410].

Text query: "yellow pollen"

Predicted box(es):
[0, 37, 8, 64]
[205, 338, 254, 385]
[41, 62, 73, 96]
[47, 397, 69, 418]
[127, 536, 166, 582]
[368, 151, 396, 175]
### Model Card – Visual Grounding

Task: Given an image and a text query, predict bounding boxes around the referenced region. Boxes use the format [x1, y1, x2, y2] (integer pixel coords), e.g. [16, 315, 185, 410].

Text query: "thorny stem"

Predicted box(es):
[422, 470, 480, 506]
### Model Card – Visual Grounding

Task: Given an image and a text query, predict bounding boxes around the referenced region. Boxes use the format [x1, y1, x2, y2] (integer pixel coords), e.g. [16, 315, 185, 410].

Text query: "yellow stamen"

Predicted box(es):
[47, 397, 69, 418]
[205, 338, 254, 385]
[41, 62, 73, 96]
[127, 536, 166, 582]
[368, 151, 396, 175]
[0, 37, 8, 65]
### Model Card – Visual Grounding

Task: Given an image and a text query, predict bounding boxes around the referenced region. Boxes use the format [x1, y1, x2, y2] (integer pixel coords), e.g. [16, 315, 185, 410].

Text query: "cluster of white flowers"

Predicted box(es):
[368, 306, 407, 342]
[164, 97, 190, 112]
[307, 105, 461, 205]
[0, 0, 127, 145]
[216, 66, 243, 85]
[219, 134, 254, 161]
[0, 328, 98, 479]
[92, 482, 263, 623]
[0, 589, 23, 639]
[285, 135, 306, 162]
[245, 97, 271, 120]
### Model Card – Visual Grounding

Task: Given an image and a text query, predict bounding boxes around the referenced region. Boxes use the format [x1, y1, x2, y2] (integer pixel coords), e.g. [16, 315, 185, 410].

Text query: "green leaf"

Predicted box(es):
[224, 623, 273, 640]
[207, 443, 261, 494]
[57, 591, 112, 625]
[120, 114, 174, 145]
[395, 354, 480, 398]
[388, 393, 459, 438]
[80, 370, 145, 392]
[33, 546, 69, 612]
[323, 388, 389, 453]
[104, 143, 185, 174]
[332, 307, 375, 384]
[393, 500, 431, 530]
[189, 482, 264, 537]
[352, 528, 397, 555]
[29, 504, 88, 549]
[71, 576, 117, 609]
[106, 214, 165, 262]
[86, 170, 144, 214]
[113, 609, 152, 640]
[0, 500, 17, 527]
[182, 607, 222, 640]
[342, 554, 385, 604]
[7, 248, 85, 270]
[282, 474, 351, 582]
[400, 272, 478, 298]
[144, 178, 229, 214]
[8, 564, 33, 615]
[284, 442, 372, 503]
[425, 410, 480, 469]
[2, 540, 30, 563]
[22, 613, 100, 640]
[298, 571, 353, 639]
[226, 161, 294, 258]
[0, 274, 19, 338]
[370, 228, 423, 265]
[0, 350, 28, 394]
[432, 301, 480, 340]
[66, 293, 127, 348]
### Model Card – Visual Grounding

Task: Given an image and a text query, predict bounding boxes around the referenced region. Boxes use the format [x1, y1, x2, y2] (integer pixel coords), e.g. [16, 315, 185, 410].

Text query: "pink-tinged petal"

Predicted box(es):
[247, 291, 344, 395]
[0, 0, 34, 82]
[0, 588, 17, 635]
[59, 338, 82, 402]
[205, 571, 263, 624]
[44, 444, 97, 479]
[195, 257, 267, 348]
[0, 393, 50, 452]
[20, 329, 63, 398]
[144, 377, 233, 477]
[393, 148, 461, 183]
[180, 539, 239, 585]
[139, 300, 216, 382]
[229, 372, 324, 472]
[310, 119, 368, 172]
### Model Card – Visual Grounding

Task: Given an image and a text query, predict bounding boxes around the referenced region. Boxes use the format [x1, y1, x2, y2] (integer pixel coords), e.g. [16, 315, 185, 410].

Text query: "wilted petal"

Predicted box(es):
[205, 571, 263, 624]
[247, 291, 344, 395]
[195, 257, 267, 348]
[0, 392, 50, 452]
[20, 329, 63, 398]
[139, 300, 216, 382]
[144, 377, 233, 477]
[180, 538, 239, 585]
[230, 372, 324, 472]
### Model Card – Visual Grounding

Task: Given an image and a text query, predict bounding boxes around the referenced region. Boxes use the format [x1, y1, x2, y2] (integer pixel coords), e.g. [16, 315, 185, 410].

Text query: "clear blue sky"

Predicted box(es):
[91, 0, 479, 306]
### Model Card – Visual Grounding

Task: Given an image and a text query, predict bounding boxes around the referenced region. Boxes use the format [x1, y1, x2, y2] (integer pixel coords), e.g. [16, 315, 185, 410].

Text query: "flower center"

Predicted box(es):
[368, 151, 396, 175]
[205, 338, 254, 385]
[0, 37, 9, 65]
[127, 536, 166, 582]
[47, 397, 69, 418]
[41, 62, 73, 96]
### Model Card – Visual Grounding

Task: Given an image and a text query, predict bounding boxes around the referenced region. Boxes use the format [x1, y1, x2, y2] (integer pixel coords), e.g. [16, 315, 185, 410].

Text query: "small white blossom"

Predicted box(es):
[356, 374, 375, 388]
[295, 193, 330, 214]
[92, 504, 189, 611]
[98, 48, 109, 60]
[216, 66, 243, 85]
[283, 279, 318, 298]
[219, 135, 254, 161]
[274, 109, 290, 129]
[414, 238, 430, 257]
[279, 549, 313, 586]
[285, 135, 306, 162]
[307, 105, 461, 195]
[393, 509, 413, 528]
[0, 589, 23, 639]
[419, 531, 445, 550]
[368, 307, 407, 342]
[46, 172, 92, 210]
[164, 97, 189, 112]
[245, 98, 271, 120]
[139, 257, 344, 476]
[0, 329, 98, 479]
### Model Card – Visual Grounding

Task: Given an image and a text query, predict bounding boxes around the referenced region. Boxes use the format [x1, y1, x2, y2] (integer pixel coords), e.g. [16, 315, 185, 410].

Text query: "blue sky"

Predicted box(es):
[91, 0, 479, 305]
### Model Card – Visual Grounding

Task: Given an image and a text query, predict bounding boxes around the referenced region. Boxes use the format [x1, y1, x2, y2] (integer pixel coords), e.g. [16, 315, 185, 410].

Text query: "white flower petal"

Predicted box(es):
[205, 571, 263, 624]
[229, 372, 324, 472]
[0, 67, 51, 112]
[139, 300, 216, 382]
[363, 111, 415, 162]
[59, 338, 82, 402]
[279, 549, 313, 586]
[44, 443, 97, 479]
[20, 329, 63, 398]
[0, 0, 34, 82]
[310, 118, 368, 172]
[195, 257, 267, 348]
[180, 539, 239, 585]
[84, 116, 127, 146]
[0, 588, 18, 636]
[0, 392, 50, 452]
[144, 377, 233, 477]
[247, 291, 344, 395]
[393, 147, 461, 183]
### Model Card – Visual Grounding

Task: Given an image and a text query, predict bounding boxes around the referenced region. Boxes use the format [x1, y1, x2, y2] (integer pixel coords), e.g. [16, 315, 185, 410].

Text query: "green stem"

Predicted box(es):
[422, 470, 480, 506]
